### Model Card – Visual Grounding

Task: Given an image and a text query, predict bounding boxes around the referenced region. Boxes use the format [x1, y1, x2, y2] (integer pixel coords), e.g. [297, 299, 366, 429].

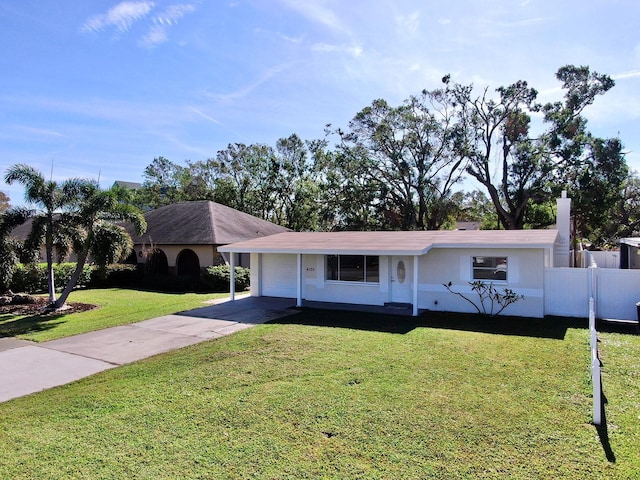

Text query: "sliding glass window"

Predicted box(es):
[326, 255, 379, 283]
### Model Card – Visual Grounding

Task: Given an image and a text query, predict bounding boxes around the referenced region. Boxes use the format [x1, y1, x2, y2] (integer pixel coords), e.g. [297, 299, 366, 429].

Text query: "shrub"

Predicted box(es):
[443, 280, 525, 317]
[89, 264, 140, 288]
[10, 263, 92, 294]
[201, 265, 250, 292]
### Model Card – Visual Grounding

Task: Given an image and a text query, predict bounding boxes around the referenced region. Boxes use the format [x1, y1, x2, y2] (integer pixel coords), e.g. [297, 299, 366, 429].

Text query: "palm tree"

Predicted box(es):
[52, 182, 146, 309]
[0, 207, 32, 290]
[4, 164, 83, 304]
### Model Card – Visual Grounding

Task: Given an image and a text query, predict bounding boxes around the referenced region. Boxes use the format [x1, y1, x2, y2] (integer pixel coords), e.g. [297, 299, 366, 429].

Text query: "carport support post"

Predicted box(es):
[412, 255, 419, 316]
[296, 253, 302, 307]
[229, 253, 236, 301]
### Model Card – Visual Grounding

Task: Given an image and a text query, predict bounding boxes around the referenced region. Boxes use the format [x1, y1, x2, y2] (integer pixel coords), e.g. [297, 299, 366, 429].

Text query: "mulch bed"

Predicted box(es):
[0, 296, 97, 316]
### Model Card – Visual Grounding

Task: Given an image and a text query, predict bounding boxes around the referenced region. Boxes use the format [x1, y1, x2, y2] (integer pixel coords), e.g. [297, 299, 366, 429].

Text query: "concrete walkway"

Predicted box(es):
[0, 296, 298, 403]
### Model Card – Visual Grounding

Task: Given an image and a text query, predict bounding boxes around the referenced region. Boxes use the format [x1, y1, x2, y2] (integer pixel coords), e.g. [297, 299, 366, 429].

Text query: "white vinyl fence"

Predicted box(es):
[545, 267, 640, 321]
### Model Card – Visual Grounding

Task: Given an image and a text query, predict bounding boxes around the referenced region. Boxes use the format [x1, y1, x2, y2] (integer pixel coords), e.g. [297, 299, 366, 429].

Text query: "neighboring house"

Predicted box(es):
[124, 201, 289, 275]
[219, 229, 559, 318]
[9, 214, 78, 263]
[112, 180, 142, 190]
[9, 201, 288, 274]
[455, 221, 480, 231]
[618, 238, 640, 269]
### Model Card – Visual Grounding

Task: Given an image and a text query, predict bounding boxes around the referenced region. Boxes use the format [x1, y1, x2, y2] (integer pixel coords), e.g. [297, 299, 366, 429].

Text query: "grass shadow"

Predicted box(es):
[595, 384, 616, 462]
[0, 312, 67, 338]
[596, 319, 640, 335]
[271, 307, 586, 339]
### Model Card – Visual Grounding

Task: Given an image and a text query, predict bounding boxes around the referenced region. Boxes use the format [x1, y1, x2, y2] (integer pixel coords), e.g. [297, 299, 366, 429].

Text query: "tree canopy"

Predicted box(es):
[126, 64, 632, 245]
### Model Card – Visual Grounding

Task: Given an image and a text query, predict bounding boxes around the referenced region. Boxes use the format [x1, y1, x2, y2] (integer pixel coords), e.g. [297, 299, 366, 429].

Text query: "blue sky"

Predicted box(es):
[1, 0, 639, 207]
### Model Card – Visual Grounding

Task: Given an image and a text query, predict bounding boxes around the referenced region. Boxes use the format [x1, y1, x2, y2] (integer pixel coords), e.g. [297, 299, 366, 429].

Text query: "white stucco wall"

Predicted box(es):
[417, 247, 545, 317]
[255, 248, 546, 317]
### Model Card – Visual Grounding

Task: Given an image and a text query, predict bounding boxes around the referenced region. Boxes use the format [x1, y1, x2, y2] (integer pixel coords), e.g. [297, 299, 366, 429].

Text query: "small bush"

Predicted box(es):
[89, 264, 140, 288]
[201, 265, 250, 292]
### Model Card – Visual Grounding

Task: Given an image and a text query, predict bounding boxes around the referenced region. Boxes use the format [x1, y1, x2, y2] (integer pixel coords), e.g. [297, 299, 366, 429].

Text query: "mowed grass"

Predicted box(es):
[0, 288, 225, 342]
[1, 308, 638, 479]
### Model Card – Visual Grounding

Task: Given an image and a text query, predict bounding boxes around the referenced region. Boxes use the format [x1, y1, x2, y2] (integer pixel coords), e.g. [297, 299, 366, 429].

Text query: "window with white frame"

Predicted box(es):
[472, 256, 507, 281]
[326, 255, 379, 283]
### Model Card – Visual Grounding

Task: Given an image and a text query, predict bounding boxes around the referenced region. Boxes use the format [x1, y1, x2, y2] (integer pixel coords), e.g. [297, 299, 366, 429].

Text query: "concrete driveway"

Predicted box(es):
[0, 296, 298, 403]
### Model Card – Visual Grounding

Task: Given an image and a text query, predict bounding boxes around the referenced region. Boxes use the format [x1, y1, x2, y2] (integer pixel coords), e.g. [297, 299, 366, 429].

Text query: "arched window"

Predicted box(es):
[124, 249, 138, 265]
[146, 248, 169, 275]
[177, 249, 200, 277]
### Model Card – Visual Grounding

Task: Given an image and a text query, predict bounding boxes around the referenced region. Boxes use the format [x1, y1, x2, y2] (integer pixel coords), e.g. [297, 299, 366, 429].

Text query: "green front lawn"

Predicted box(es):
[1, 308, 638, 478]
[0, 288, 225, 342]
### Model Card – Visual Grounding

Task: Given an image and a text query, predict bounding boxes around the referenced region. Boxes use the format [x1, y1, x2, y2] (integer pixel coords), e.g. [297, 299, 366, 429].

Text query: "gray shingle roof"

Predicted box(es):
[126, 201, 289, 245]
[219, 229, 559, 256]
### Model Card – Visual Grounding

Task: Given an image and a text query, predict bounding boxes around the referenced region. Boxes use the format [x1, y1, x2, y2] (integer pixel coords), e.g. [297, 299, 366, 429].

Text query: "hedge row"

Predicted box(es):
[7, 263, 138, 294]
[5, 263, 250, 294]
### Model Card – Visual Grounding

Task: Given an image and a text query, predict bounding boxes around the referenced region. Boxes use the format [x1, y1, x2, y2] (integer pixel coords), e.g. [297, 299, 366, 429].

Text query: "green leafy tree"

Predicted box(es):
[53, 182, 146, 309]
[4, 164, 86, 303]
[137, 156, 187, 209]
[452, 190, 500, 230]
[334, 89, 466, 230]
[601, 170, 640, 241]
[0, 207, 31, 290]
[559, 137, 627, 246]
[207, 135, 322, 230]
[312, 138, 387, 231]
[209, 143, 275, 217]
[451, 65, 621, 231]
[451, 79, 544, 230]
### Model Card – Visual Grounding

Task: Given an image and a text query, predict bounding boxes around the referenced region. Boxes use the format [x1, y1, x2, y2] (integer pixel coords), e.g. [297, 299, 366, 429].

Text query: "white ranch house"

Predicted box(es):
[220, 194, 640, 321]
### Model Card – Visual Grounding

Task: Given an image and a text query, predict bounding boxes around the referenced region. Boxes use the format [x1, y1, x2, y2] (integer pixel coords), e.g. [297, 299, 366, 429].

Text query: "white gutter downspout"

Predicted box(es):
[229, 253, 236, 301]
[413, 255, 419, 316]
[296, 253, 302, 307]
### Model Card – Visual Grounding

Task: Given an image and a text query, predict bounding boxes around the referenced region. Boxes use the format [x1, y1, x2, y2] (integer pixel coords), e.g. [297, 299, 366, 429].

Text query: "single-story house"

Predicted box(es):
[219, 229, 560, 317]
[124, 201, 289, 275]
[220, 193, 574, 318]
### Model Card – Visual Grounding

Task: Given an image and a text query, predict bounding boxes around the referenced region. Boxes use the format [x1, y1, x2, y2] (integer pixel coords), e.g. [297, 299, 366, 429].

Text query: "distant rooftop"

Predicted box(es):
[112, 181, 142, 190]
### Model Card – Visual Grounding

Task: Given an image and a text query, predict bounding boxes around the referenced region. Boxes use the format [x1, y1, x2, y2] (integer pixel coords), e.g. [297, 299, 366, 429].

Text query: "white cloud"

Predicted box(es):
[82, 1, 155, 33]
[82, 2, 196, 48]
[141, 5, 196, 47]
[189, 106, 223, 126]
[612, 70, 640, 81]
[311, 42, 363, 57]
[206, 64, 293, 102]
[396, 11, 420, 35]
[139, 25, 167, 47]
[154, 4, 195, 25]
[277, 0, 350, 36]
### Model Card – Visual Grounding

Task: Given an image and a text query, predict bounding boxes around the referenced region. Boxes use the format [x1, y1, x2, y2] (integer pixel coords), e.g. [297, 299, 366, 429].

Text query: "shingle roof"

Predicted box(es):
[112, 181, 142, 189]
[219, 229, 559, 256]
[126, 201, 289, 246]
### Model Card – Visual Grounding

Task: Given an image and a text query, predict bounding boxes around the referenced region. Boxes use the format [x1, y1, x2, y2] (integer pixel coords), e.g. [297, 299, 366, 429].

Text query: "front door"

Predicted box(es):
[391, 256, 413, 304]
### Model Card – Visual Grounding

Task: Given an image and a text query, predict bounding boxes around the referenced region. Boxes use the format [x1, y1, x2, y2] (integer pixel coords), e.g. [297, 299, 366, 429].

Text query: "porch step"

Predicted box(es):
[384, 302, 412, 310]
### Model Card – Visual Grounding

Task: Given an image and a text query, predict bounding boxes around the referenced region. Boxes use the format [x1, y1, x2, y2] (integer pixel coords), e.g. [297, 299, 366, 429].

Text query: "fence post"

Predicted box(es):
[592, 358, 602, 426]
[589, 296, 602, 426]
